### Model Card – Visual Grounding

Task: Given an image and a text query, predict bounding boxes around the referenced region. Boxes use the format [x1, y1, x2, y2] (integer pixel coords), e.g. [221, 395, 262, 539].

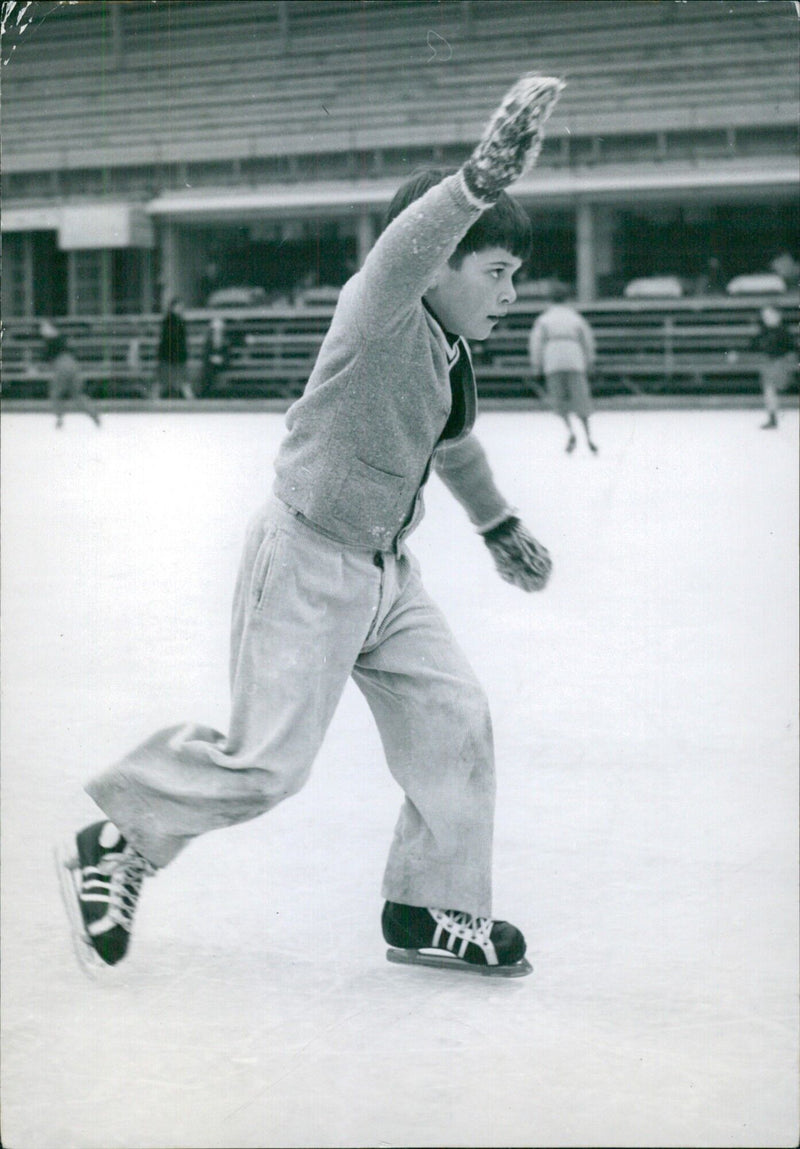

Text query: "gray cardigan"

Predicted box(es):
[273, 169, 513, 551]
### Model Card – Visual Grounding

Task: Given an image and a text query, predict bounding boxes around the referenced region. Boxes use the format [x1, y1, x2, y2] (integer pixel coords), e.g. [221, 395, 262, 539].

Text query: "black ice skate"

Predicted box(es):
[56, 821, 155, 973]
[382, 901, 532, 978]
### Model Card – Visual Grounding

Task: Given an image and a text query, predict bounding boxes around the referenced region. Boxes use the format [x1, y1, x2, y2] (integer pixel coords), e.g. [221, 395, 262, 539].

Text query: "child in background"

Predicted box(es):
[57, 74, 564, 978]
[42, 323, 101, 429]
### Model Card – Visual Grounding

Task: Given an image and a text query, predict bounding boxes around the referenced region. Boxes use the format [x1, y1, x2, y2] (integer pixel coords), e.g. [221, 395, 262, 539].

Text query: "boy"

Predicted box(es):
[528, 284, 598, 453]
[57, 74, 564, 978]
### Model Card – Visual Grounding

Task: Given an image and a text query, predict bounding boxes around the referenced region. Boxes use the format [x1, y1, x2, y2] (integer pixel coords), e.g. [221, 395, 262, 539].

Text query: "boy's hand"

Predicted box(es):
[463, 74, 565, 203]
[482, 517, 552, 592]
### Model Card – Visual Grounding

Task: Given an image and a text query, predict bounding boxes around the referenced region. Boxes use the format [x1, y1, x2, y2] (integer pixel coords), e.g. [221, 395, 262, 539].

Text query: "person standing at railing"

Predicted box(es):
[41, 322, 101, 430]
[154, 297, 194, 400]
[751, 304, 795, 430]
[197, 315, 231, 397]
[528, 284, 598, 453]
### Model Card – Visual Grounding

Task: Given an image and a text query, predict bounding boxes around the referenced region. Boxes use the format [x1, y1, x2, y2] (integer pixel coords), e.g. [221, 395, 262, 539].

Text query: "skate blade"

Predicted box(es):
[53, 843, 112, 979]
[386, 947, 532, 978]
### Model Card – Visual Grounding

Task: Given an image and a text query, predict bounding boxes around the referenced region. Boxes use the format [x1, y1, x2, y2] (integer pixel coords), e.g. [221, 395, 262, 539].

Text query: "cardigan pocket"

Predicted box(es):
[330, 455, 408, 532]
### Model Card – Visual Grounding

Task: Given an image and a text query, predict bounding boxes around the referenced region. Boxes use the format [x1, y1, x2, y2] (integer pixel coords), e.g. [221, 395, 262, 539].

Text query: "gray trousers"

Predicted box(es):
[87, 497, 496, 915]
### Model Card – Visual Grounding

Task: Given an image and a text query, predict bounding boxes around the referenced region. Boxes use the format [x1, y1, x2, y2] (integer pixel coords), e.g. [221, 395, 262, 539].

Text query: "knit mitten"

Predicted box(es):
[482, 516, 552, 592]
[463, 73, 565, 203]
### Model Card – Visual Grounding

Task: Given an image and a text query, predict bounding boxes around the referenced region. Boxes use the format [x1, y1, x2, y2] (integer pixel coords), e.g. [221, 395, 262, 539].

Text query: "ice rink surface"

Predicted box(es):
[1, 407, 798, 1149]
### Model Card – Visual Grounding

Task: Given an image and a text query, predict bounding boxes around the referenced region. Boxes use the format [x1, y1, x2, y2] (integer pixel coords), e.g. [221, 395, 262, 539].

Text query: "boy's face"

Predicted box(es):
[424, 247, 522, 341]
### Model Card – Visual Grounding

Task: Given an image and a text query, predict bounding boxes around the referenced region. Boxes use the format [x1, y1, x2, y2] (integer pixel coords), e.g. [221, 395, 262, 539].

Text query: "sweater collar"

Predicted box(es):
[422, 298, 463, 363]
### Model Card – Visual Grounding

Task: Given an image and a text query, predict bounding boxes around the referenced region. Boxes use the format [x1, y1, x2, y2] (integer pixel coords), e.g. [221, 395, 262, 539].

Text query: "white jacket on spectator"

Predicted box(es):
[529, 303, 596, 376]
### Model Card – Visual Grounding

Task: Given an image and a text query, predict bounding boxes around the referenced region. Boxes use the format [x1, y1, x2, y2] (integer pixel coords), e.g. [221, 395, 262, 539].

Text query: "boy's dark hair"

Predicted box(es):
[383, 168, 532, 267]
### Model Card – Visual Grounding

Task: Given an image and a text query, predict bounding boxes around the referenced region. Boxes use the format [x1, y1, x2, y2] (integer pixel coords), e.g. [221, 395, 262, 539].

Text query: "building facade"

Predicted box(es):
[2, 0, 798, 317]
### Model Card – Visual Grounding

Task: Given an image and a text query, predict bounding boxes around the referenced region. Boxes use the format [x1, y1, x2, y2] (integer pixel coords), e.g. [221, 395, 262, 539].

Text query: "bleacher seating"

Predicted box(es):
[3, 0, 797, 174]
[3, 297, 796, 403]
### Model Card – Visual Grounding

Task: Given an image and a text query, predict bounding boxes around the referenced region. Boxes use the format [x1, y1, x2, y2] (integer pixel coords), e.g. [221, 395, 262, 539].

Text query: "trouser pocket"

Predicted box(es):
[250, 524, 284, 612]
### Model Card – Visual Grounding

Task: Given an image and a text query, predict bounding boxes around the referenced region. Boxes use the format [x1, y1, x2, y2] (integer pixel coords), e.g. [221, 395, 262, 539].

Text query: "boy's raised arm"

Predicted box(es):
[356, 74, 564, 326]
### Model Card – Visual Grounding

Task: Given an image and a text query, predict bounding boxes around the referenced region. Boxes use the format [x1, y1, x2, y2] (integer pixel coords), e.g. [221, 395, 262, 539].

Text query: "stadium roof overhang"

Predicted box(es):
[146, 179, 403, 224]
[146, 158, 799, 224]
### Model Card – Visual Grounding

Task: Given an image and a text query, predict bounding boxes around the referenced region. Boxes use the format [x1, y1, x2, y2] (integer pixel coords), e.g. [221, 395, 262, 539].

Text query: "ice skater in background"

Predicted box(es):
[528, 285, 598, 453]
[750, 304, 795, 430]
[41, 322, 101, 429]
[57, 74, 564, 979]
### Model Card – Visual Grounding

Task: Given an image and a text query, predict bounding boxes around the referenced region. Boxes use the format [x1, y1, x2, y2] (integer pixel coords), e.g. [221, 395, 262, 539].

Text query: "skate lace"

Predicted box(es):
[85, 848, 155, 930]
[108, 850, 155, 929]
[431, 909, 498, 964]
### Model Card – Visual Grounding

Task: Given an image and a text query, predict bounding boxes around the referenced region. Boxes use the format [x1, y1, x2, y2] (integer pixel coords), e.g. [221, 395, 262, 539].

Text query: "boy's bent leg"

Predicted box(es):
[87, 502, 381, 867]
[86, 723, 256, 867]
[352, 552, 496, 917]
